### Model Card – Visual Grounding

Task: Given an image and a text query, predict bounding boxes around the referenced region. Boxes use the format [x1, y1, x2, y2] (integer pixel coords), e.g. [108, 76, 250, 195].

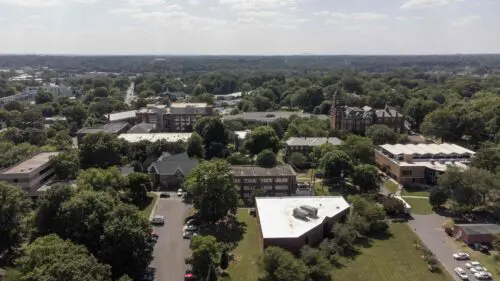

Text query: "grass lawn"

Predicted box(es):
[297, 169, 314, 180]
[333, 223, 453, 281]
[402, 190, 431, 197]
[138, 193, 158, 219]
[384, 180, 399, 193]
[223, 209, 263, 281]
[403, 197, 434, 215]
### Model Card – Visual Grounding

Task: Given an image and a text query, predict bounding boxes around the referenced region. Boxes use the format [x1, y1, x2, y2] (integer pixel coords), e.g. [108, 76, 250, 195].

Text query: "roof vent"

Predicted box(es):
[293, 208, 309, 220]
[300, 205, 318, 218]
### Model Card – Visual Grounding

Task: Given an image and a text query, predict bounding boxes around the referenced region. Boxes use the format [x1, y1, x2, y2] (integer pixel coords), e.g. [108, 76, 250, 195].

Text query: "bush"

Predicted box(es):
[289, 152, 309, 170]
[256, 150, 277, 168]
[370, 220, 389, 234]
[381, 196, 406, 217]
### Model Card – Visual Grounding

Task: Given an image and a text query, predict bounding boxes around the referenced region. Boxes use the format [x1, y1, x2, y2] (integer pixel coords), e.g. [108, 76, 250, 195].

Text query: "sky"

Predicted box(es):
[0, 0, 498, 55]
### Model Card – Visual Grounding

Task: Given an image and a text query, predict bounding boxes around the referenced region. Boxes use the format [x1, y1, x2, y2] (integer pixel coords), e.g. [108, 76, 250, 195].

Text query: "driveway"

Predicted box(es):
[408, 214, 470, 281]
[151, 192, 192, 281]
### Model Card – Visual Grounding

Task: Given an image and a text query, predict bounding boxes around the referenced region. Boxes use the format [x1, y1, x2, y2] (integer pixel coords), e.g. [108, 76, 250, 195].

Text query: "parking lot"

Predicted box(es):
[151, 192, 191, 281]
[408, 214, 489, 281]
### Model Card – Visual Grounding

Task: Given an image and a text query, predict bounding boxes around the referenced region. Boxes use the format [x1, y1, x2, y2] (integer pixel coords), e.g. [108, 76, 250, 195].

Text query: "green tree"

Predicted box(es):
[289, 152, 308, 170]
[227, 153, 251, 165]
[429, 188, 449, 208]
[187, 132, 205, 159]
[330, 223, 357, 256]
[492, 234, 500, 251]
[194, 117, 228, 159]
[17, 234, 112, 281]
[300, 246, 331, 281]
[0, 182, 31, 256]
[352, 164, 380, 193]
[471, 145, 500, 173]
[404, 98, 438, 130]
[420, 108, 461, 142]
[50, 131, 73, 150]
[79, 133, 124, 169]
[365, 124, 398, 145]
[322, 150, 353, 183]
[193, 84, 206, 96]
[187, 235, 220, 281]
[380, 197, 406, 217]
[35, 90, 54, 104]
[94, 87, 110, 98]
[256, 149, 278, 168]
[185, 160, 238, 223]
[50, 150, 80, 180]
[340, 135, 375, 164]
[245, 126, 281, 155]
[261, 247, 308, 281]
[77, 167, 127, 193]
[34, 184, 75, 236]
[125, 172, 150, 204]
[310, 143, 337, 163]
[220, 249, 229, 270]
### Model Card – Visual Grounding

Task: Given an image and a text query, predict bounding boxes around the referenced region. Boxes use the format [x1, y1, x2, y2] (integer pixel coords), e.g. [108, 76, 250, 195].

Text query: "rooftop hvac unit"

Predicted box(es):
[293, 208, 309, 220]
[300, 205, 318, 217]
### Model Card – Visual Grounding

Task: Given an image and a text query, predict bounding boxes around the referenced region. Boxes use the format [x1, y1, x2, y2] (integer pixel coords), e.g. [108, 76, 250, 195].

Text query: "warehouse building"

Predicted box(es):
[454, 224, 500, 244]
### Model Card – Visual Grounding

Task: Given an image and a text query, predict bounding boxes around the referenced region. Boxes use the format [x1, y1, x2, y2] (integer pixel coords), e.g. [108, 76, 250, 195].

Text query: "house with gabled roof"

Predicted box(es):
[147, 152, 199, 190]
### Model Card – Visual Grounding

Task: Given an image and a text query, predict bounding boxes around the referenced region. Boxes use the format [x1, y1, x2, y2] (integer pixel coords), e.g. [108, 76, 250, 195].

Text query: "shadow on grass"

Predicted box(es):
[199, 216, 247, 248]
[403, 184, 430, 194]
[136, 195, 153, 211]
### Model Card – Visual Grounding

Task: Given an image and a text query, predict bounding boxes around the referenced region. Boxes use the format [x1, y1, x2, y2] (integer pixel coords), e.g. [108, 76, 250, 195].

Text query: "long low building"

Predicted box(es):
[118, 133, 191, 143]
[223, 112, 329, 123]
[375, 143, 475, 185]
[256, 196, 350, 253]
[0, 152, 59, 196]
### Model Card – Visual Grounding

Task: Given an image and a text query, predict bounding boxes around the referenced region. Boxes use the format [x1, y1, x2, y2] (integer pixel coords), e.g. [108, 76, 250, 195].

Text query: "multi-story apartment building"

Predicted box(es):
[136, 103, 213, 132]
[76, 122, 131, 146]
[375, 143, 475, 185]
[0, 83, 76, 108]
[285, 137, 343, 159]
[231, 165, 297, 202]
[330, 95, 405, 134]
[0, 152, 59, 196]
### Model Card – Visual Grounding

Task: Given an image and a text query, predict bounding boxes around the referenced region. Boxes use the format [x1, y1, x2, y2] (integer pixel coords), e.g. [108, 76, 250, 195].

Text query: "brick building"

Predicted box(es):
[255, 196, 350, 253]
[284, 137, 343, 159]
[136, 103, 213, 132]
[231, 165, 297, 201]
[330, 94, 405, 134]
[454, 224, 500, 244]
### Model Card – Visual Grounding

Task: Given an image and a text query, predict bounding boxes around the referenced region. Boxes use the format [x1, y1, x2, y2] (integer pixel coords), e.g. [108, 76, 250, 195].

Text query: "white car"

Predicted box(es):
[151, 215, 165, 225]
[470, 266, 487, 274]
[177, 189, 183, 196]
[455, 267, 469, 280]
[464, 262, 480, 269]
[474, 272, 492, 280]
[184, 224, 198, 232]
[453, 252, 470, 260]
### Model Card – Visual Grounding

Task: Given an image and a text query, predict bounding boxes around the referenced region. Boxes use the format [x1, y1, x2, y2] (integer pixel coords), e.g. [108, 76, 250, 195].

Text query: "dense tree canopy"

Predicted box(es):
[245, 125, 281, 155]
[0, 182, 31, 256]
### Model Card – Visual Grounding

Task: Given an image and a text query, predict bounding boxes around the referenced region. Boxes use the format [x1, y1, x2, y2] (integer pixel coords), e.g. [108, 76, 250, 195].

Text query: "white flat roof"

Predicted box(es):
[379, 143, 475, 156]
[108, 110, 137, 121]
[234, 130, 250, 140]
[255, 196, 350, 239]
[118, 133, 191, 143]
[399, 160, 470, 172]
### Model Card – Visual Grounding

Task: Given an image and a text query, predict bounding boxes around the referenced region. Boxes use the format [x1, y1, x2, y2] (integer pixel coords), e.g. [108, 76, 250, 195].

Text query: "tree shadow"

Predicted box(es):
[403, 184, 430, 194]
[136, 195, 153, 211]
[199, 216, 247, 248]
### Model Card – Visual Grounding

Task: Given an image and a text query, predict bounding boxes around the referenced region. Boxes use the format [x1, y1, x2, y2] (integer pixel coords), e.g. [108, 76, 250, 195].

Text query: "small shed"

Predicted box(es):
[455, 224, 500, 244]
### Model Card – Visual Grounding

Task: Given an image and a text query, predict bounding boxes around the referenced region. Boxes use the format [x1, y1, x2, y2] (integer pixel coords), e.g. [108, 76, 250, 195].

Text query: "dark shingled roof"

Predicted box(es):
[231, 165, 296, 177]
[77, 122, 130, 134]
[148, 153, 199, 176]
[128, 123, 156, 133]
[456, 224, 500, 236]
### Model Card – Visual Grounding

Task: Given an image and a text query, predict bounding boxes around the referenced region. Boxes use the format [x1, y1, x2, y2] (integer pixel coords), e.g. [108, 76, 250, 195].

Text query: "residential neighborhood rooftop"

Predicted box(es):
[118, 133, 191, 143]
[456, 224, 500, 235]
[378, 143, 475, 157]
[127, 123, 156, 133]
[255, 196, 350, 238]
[223, 112, 329, 122]
[286, 137, 343, 147]
[78, 122, 130, 134]
[231, 165, 296, 177]
[1, 152, 59, 175]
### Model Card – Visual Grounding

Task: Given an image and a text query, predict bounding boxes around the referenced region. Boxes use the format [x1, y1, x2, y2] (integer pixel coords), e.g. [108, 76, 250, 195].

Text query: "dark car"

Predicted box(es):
[160, 193, 170, 198]
[470, 243, 489, 253]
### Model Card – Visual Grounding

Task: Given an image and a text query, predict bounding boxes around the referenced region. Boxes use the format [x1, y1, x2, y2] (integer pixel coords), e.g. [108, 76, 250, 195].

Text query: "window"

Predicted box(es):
[260, 178, 272, 183]
[276, 178, 288, 183]
[244, 186, 256, 191]
[244, 178, 256, 183]
[402, 170, 412, 177]
[263, 185, 273, 190]
[275, 185, 289, 190]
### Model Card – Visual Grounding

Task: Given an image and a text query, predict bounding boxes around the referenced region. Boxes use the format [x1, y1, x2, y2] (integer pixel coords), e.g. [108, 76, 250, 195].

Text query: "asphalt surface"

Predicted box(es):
[408, 214, 476, 281]
[125, 82, 135, 106]
[151, 193, 191, 281]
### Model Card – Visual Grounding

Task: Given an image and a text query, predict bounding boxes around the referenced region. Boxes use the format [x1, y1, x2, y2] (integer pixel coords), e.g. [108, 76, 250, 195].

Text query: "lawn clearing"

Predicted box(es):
[403, 197, 433, 215]
[384, 180, 399, 193]
[402, 190, 430, 197]
[333, 223, 453, 281]
[138, 193, 158, 219]
[223, 209, 263, 281]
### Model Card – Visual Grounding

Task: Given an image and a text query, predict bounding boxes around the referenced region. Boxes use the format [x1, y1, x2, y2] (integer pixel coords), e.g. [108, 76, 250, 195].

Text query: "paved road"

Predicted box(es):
[408, 214, 471, 281]
[151, 193, 191, 281]
[125, 82, 135, 106]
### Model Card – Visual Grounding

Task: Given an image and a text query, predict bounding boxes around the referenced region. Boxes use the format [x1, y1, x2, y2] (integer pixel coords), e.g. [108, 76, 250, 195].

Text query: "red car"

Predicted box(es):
[184, 273, 196, 281]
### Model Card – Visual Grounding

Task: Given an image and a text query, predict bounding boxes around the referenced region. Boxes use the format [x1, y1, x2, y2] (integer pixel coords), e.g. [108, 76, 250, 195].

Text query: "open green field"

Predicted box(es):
[403, 197, 434, 215]
[139, 193, 158, 219]
[333, 223, 452, 281]
[223, 209, 263, 281]
[384, 180, 399, 193]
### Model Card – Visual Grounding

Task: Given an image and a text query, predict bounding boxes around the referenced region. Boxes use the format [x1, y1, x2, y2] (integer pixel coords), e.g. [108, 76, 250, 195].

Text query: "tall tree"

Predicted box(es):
[187, 132, 205, 159]
[77, 167, 127, 193]
[50, 150, 80, 180]
[352, 164, 380, 193]
[18, 234, 112, 281]
[365, 124, 398, 145]
[194, 117, 228, 159]
[0, 182, 31, 256]
[340, 135, 375, 164]
[256, 149, 278, 168]
[244, 126, 281, 155]
[125, 172, 150, 204]
[261, 247, 308, 281]
[34, 184, 76, 236]
[187, 235, 220, 281]
[322, 150, 354, 183]
[79, 133, 124, 169]
[184, 160, 238, 223]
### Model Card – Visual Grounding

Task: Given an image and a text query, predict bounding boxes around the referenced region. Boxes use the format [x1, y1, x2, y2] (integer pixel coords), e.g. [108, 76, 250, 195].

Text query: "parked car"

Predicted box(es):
[184, 273, 197, 281]
[160, 192, 171, 198]
[151, 215, 165, 225]
[470, 243, 490, 253]
[177, 189, 183, 197]
[453, 252, 470, 260]
[183, 230, 198, 239]
[455, 267, 469, 280]
[465, 261, 481, 269]
[184, 224, 198, 232]
[474, 272, 493, 280]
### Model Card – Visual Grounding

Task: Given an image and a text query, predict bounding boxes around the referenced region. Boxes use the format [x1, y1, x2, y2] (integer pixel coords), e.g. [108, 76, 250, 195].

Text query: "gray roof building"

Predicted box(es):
[285, 137, 343, 147]
[148, 153, 199, 176]
[223, 112, 328, 123]
[128, 123, 156, 134]
[455, 224, 500, 236]
[77, 122, 130, 135]
[231, 165, 296, 177]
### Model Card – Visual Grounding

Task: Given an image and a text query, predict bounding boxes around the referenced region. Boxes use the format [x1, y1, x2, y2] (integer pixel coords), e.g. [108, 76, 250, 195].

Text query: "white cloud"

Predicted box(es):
[126, 0, 165, 6]
[351, 13, 388, 20]
[315, 11, 387, 21]
[109, 7, 142, 15]
[396, 16, 424, 20]
[0, 0, 62, 7]
[28, 15, 42, 20]
[238, 10, 279, 18]
[188, 0, 200, 6]
[74, 0, 99, 3]
[400, 0, 449, 9]
[219, 0, 297, 10]
[452, 15, 481, 26]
